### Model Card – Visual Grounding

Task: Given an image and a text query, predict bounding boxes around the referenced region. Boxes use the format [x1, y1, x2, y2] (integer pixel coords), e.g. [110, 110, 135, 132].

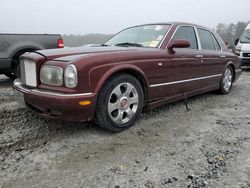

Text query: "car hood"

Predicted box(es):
[236, 43, 250, 51]
[35, 46, 144, 61]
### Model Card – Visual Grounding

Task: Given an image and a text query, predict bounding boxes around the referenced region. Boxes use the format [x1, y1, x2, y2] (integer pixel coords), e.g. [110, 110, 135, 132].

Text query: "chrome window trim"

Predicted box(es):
[196, 28, 222, 51]
[150, 74, 222, 88]
[158, 23, 174, 49]
[40, 65, 64, 86]
[194, 26, 202, 50]
[211, 32, 222, 51]
[166, 25, 199, 50]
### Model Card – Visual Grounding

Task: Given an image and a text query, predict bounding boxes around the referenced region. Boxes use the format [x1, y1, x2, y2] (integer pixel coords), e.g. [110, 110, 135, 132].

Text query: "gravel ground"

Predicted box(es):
[0, 72, 250, 188]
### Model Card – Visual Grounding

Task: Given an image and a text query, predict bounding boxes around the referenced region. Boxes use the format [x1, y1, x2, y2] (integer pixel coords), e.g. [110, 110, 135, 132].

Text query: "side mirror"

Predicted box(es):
[167, 39, 190, 54]
[234, 38, 239, 46]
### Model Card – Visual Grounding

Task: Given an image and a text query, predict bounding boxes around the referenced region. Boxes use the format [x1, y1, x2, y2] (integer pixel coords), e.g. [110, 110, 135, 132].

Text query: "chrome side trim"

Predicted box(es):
[13, 79, 93, 97]
[150, 74, 222, 88]
[31, 90, 93, 97]
[14, 80, 30, 94]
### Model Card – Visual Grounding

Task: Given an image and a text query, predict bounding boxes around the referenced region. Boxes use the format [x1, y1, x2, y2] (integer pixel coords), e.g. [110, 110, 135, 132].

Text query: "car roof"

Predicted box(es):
[133, 22, 210, 31]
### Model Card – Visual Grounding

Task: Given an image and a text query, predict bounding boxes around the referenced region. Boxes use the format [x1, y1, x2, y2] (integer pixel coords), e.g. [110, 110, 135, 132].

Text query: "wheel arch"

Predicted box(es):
[93, 65, 149, 106]
[10, 47, 41, 68]
[11, 47, 41, 58]
[225, 61, 235, 81]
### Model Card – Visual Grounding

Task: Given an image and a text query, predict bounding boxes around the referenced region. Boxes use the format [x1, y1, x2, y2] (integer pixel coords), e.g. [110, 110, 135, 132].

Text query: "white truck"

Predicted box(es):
[235, 23, 250, 67]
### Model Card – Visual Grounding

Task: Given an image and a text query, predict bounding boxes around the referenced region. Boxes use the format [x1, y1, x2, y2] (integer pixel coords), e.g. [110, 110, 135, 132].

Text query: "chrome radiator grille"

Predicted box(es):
[20, 59, 37, 87]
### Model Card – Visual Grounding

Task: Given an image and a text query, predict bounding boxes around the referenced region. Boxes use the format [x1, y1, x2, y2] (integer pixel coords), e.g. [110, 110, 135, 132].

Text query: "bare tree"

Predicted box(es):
[216, 21, 249, 46]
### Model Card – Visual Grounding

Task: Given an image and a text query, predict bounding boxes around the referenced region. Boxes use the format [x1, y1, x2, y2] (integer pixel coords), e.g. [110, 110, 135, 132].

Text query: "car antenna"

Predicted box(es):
[183, 93, 190, 111]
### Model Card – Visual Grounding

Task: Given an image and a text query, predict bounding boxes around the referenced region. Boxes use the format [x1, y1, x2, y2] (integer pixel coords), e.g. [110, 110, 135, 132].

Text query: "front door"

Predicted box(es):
[165, 26, 203, 97]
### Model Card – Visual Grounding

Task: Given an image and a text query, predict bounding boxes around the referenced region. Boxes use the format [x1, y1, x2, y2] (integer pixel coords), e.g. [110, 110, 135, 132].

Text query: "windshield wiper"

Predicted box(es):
[100, 44, 110, 46]
[115, 42, 144, 47]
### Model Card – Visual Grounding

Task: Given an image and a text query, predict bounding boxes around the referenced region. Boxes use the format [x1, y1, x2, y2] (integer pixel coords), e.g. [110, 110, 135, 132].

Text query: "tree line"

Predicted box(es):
[216, 21, 250, 47]
[63, 34, 113, 47]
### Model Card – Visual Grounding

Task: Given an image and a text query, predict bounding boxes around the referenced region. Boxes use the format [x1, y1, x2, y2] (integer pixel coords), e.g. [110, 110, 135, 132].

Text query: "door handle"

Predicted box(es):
[158, 62, 163, 66]
[220, 55, 226, 58]
[195, 55, 204, 58]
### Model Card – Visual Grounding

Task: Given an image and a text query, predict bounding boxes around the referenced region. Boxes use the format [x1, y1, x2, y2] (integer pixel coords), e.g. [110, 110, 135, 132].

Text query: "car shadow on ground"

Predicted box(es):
[34, 90, 218, 135]
[1, 82, 240, 158]
[1, 72, 241, 140]
[241, 67, 250, 72]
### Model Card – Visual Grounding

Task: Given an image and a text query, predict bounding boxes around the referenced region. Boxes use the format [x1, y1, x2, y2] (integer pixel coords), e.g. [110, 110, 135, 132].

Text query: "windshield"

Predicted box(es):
[240, 29, 250, 43]
[105, 24, 171, 48]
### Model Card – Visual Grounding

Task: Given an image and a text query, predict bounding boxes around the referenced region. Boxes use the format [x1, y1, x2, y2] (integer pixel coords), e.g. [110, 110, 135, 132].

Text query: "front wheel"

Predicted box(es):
[95, 74, 144, 132]
[219, 66, 234, 94]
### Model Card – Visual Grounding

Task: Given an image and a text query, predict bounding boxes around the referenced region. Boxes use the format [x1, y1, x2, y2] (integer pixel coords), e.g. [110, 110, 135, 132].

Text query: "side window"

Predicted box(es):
[197, 29, 216, 50]
[211, 34, 221, 51]
[172, 26, 198, 49]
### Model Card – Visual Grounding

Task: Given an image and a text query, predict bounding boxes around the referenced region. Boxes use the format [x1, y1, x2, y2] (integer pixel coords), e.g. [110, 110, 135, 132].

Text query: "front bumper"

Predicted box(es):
[240, 58, 250, 67]
[13, 79, 97, 122]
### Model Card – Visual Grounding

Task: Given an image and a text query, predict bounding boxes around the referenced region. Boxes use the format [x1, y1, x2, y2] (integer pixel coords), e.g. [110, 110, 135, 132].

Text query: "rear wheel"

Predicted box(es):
[4, 73, 16, 80]
[219, 66, 234, 94]
[4, 59, 20, 79]
[7, 49, 36, 79]
[95, 74, 144, 132]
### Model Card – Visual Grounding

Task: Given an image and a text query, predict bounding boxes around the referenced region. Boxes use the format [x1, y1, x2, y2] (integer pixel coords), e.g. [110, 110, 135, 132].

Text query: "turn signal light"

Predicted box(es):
[79, 101, 91, 106]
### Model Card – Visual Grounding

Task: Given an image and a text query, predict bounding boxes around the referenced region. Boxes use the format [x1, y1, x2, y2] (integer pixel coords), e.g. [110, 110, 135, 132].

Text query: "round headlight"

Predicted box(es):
[64, 65, 78, 88]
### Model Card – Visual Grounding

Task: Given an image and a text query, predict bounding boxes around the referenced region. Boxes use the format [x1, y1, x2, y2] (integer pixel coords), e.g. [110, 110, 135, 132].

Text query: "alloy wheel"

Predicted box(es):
[108, 82, 139, 125]
[223, 67, 233, 92]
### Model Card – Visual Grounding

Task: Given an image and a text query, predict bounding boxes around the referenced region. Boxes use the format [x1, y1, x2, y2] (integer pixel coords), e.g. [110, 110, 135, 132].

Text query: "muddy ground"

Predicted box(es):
[0, 72, 250, 188]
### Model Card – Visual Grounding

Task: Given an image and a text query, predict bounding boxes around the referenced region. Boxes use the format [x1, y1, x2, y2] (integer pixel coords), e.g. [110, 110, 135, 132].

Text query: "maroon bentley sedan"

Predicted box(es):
[14, 22, 241, 132]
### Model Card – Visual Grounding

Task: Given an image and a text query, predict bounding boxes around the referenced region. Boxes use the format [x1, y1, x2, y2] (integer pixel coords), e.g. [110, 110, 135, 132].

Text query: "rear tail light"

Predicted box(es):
[57, 39, 64, 48]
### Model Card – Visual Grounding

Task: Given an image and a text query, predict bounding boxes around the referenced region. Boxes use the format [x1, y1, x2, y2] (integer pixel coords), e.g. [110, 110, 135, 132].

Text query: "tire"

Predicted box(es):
[12, 58, 21, 78]
[4, 73, 16, 80]
[95, 74, 144, 132]
[5, 58, 20, 79]
[219, 66, 234, 94]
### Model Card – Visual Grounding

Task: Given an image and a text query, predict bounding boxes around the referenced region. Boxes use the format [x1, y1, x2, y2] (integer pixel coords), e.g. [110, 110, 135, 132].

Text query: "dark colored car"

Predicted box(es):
[0, 33, 64, 78]
[14, 22, 242, 132]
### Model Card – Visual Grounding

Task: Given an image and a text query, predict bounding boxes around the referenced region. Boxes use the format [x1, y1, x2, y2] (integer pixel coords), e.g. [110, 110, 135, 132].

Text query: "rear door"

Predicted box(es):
[196, 28, 226, 88]
[164, 26, 203, 97]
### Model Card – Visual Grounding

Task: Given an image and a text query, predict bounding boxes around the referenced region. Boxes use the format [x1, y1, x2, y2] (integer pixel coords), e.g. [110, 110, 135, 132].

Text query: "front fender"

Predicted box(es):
[88, 63, 149, 93]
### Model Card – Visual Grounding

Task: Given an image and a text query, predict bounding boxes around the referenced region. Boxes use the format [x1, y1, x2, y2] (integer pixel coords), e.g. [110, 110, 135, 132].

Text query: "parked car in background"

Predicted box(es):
[14, 22, 241, 132]
[235, 23, 250, 67]
[0, 33, 64, 78]
[82, 44, 100, 47]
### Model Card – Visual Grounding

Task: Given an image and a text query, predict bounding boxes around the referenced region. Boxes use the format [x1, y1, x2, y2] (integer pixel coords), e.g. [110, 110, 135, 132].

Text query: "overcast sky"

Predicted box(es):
[0, 0, 249, 35]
